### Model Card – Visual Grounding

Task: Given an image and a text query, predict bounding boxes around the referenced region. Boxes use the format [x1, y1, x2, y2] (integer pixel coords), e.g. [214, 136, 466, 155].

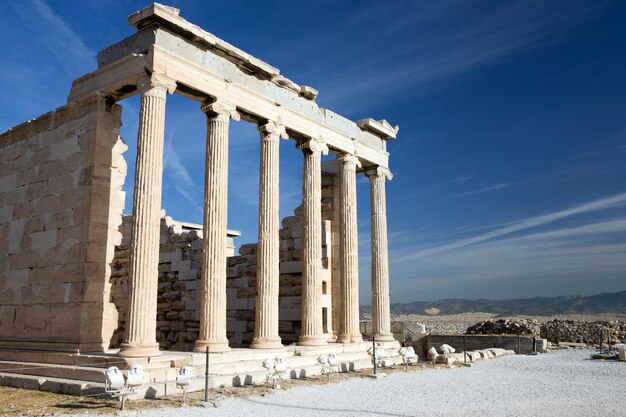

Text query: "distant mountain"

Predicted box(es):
[362, 290, 626, 316]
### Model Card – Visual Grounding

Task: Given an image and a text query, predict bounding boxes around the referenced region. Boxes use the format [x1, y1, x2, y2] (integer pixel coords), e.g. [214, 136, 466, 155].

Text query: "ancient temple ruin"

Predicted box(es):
[0, 3, 399, 393]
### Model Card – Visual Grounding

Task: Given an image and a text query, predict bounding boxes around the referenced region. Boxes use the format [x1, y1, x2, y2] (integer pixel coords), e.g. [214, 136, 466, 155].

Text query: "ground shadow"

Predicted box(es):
[53, 399, 113, 410]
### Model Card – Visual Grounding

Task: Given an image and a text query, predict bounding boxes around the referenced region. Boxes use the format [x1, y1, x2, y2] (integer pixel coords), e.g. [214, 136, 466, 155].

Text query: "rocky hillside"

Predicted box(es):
[362, 290, 626, 316]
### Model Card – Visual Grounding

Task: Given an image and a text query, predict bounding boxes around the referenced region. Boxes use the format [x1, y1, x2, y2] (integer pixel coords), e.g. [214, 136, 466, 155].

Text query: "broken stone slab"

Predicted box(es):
[558, 342, 588, 349]
[435, 355, 459, 365]
[490, 348, 507, 357]
[478, 349, 495, 359]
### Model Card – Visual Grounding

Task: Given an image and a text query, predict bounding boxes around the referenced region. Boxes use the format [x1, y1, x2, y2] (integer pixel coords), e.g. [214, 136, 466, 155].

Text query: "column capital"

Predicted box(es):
[258, 120, 289, 142]
[364, 166, 393, 180]
[137, 72, 177, 94]
[201, 98, 241, 122]
[297, 137, 329, 155]
[337, 153, 362, 169]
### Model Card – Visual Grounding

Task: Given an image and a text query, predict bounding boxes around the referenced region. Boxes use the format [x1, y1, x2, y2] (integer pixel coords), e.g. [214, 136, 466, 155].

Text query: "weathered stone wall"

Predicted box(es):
[225, 172, 338, 346]
[110, 216, 237, 351]
[0, 93, 126, 352]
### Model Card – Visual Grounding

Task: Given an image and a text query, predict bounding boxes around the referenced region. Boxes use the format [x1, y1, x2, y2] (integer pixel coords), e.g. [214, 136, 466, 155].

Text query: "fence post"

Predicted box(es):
[204, 346, 210, 403]
[372, 337, 377, 375]
[463, 336, 467, 364]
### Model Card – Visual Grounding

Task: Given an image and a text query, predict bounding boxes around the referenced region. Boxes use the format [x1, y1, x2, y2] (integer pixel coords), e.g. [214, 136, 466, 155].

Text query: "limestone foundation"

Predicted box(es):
[119, 73, 176, 358]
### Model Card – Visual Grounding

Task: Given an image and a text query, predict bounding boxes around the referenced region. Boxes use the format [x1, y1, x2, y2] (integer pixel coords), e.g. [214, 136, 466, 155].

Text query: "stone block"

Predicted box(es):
[50, 137, 80, 161]
[0, 173, 17, 193]
[177, 268, 197, 280]
[239, 244, 257, 255]
[291, 225, 303, 238]
[279, 308, 300, 321]
[0, 375, 45, 390]
[280, 260, 301, 274]
[159, 250, 181, 263]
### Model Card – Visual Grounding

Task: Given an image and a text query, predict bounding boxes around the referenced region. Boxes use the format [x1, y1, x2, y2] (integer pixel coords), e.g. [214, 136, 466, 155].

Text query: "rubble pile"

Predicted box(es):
[465, 319, 541, 336]
[541, 320, 626, 345]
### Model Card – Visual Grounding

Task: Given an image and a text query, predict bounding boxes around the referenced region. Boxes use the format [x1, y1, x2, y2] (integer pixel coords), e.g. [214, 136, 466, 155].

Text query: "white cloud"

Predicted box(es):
[393, 192, 626, 262]
[452, 182, 513, 198]
[163, 135, 202, 216]
[388, 215, 626, 301]
[310, 1, 605, 111]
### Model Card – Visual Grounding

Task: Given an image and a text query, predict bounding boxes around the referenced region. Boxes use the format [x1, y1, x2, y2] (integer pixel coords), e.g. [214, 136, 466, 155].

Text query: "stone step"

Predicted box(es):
[0, 360, 110, 382]
[0, 349, 129, 368]
[189, 351, 373, 375]
[188, 342, 397, 366]
[0, 354, 403, 399]
[0, 372, 106, 395]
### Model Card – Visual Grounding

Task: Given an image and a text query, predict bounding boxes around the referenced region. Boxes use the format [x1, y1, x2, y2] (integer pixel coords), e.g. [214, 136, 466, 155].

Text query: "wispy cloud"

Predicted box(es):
[394, 192, 626, 262]
[389, 215, 626, 301]
[9, 0, 94, 73]
[452, 182, 513, 198]
[164, 135, 203, 217]
[565, 144, 626, 161]
[413, 173, 475, 195]
[306, 0, 606, 111]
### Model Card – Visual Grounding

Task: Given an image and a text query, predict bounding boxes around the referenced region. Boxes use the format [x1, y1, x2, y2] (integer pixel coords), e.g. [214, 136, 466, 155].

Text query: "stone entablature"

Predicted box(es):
[69, 3, 397, 169]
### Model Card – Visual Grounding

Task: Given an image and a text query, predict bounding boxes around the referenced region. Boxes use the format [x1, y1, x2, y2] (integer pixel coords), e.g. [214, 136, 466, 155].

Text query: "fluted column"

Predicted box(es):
[336, 153, 363, 344]
[297, 137, 328, 346]
[119, 73, 176, 358]
[365, 166, 394, 341]
[194, 98, 239, 353]
[251, 121, 288, 349]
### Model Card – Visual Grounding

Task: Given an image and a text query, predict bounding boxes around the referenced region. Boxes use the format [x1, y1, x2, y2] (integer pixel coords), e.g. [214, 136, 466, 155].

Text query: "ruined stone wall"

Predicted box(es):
[109, 172, 339, 350]
[0, 93, 126, 352]
[224, 172, 338, 346]
[110, 216, 237, 351]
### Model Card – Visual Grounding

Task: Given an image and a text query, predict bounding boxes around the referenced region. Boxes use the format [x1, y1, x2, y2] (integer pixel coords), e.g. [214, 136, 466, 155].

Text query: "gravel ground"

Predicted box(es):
[66, 350, 625, 417]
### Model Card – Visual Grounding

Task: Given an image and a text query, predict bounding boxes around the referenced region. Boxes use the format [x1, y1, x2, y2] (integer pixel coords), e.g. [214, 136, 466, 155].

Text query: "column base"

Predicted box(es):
[118, 342, 161, 358]
[250, 337, 284, 349]
[193, 339, 231, 353]
[297, 335, 328, 346]
[336, 334, 364, 344]
[372, 333, 395, 342]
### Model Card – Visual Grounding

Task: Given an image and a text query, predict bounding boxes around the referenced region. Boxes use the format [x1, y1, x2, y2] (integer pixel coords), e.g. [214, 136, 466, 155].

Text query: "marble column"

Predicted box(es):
[336, 153, 363, 344]
[251, 121, 288, 349]
[119, 73, 176, 358]
[297, 137, 328, 346]
[194, 98, 239, 353]
[365, 166, 394, 341]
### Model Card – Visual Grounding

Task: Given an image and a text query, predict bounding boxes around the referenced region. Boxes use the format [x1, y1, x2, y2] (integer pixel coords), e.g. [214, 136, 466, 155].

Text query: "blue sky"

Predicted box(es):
[2, 0, 625, 303]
